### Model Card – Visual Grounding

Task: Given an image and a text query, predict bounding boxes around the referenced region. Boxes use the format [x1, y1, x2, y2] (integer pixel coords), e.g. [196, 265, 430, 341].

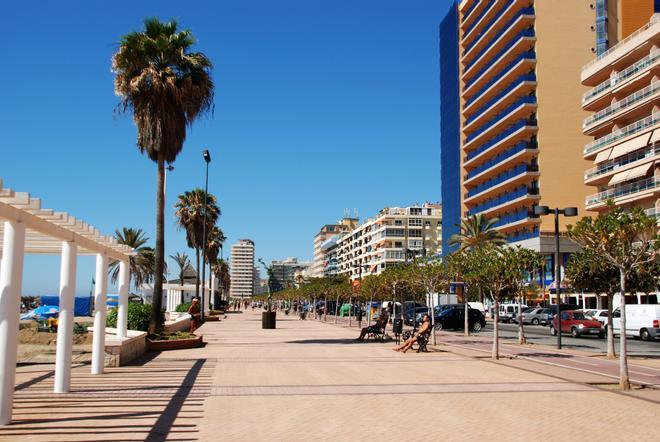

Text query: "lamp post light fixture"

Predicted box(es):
[533, 205, 578, 349]
[200, 149, 211, 321]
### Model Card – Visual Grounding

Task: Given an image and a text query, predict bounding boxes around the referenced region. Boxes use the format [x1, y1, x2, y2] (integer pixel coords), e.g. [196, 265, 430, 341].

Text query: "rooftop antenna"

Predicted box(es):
[353, 208, 359, 219]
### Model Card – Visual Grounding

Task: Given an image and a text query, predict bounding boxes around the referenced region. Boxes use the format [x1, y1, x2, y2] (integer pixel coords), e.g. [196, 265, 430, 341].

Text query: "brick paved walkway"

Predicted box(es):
[1, 310, 659, 441]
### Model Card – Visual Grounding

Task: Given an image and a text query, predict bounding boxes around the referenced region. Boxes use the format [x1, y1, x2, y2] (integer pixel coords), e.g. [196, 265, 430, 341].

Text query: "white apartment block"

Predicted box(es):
[310, 218, 358, 277]
[229, 239, 255, 299]
[336, 203, 442, 280]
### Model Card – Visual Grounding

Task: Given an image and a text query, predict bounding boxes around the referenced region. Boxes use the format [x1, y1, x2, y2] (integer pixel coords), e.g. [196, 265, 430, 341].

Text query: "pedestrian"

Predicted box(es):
[356, 302, 363, 327]
[188, 298, 201, 333]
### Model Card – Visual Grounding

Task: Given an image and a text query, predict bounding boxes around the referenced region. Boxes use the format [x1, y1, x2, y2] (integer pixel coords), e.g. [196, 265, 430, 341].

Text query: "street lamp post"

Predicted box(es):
[200, 150, 211, 321]
[533, 205, 578, 350]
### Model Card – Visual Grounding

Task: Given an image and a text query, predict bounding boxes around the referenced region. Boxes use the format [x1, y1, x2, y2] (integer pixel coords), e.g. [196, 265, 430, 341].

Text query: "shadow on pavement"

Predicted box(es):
[286, 338, 366, 345]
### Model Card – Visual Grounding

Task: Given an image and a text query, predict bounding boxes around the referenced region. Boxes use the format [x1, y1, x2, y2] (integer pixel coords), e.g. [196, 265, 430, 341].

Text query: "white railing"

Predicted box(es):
[586, 176, 659, 206]
[585, 146, 659, 179]
[583, 13, 660, 71]
[584, 113, 660, 155]
[583, 82, 660, 129]
[582, 53, 660, 104]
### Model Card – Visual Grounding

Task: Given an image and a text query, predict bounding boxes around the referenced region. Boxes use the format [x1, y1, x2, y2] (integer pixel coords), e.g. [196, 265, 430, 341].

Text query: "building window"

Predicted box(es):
[409, 218, 422, 227]
[425, 221, 431, 227]
[395, 241, 403, 247]
[410, 208, 422, 215]
[395, 220, 403, 226]
[408, 229, 422, 238]
[408, 240, 422, 249]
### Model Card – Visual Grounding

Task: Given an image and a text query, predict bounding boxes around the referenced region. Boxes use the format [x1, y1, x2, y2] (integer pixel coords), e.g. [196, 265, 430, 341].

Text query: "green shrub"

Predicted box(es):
[106, 302, 152, 332]
[176, 302, 192, 313]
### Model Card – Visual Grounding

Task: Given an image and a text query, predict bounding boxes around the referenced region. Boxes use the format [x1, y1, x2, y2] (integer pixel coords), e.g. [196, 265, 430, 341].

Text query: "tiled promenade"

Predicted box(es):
[1, 310, 659, 441]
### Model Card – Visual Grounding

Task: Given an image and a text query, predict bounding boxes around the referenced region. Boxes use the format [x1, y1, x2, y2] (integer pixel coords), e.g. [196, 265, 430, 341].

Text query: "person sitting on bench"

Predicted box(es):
[393, 314, 431, 353]
[355, 309, 389, 341]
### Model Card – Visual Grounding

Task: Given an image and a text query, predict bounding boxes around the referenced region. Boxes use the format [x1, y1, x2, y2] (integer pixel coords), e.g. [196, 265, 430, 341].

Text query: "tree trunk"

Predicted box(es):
[195, 248, 200, 299]
[464, 298, 469, 337]
[606, 292, 615, 358]
[149, 152, 166, 334]
[492, 298, 499, 360]
[518, 296, 526, 344]
[334, 295, 340, 324]
[324, 297, 327, 322]
[619, 270, 630, 390]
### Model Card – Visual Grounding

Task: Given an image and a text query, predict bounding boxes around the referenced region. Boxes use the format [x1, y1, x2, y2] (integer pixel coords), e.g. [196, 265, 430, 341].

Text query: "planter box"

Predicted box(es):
[146, 335, 203, 351]
[205, 315, 220, 322]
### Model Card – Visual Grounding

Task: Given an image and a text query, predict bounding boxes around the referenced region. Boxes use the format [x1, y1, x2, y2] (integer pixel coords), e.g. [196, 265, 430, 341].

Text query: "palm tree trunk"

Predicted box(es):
[606, 292, 615, 358]
[619, 270, 630, 390]
[195, 248, 200, 299]
[149, 152, 166, 334]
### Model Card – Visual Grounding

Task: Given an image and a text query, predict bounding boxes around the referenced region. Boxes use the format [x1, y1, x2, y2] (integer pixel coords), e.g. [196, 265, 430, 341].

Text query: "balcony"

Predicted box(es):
[465, 51, 536, 109]
[583, 82, 660, 134]
[582, 53, 660, 107]
[468, 186, 537, 217]
[465, 164, 539, 202]
[585, 176, 659, 208]
[464, 96, 537, 146]
[585, 145, 659, 184]
[582, 14, 660, 83]
[465, 118, 537, 164]
[506, 227, 539, 243]
[461, 0, 483, 23]
[646, 207, 659, 222]
[464, 24, 535, 80]
[462, 0, 496, 37]
[464, 0, 515, 52]
[466, 141, 537, 182]
[465, 74, 536, 127]
[491, 209, 539, 229]
[464, 5, 534, 66]
[584, 113, 660, 157]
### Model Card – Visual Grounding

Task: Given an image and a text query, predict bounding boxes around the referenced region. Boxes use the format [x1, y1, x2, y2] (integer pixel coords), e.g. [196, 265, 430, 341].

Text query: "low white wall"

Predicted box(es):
[164, 315, 191, 333]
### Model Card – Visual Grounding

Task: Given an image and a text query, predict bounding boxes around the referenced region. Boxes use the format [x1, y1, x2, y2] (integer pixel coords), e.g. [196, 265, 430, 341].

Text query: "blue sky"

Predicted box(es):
[4, 0, 451, 295]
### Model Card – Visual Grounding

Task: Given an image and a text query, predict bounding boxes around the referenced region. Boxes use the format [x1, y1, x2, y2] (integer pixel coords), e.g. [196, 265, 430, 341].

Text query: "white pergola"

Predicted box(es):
[0, 179, 134, 425]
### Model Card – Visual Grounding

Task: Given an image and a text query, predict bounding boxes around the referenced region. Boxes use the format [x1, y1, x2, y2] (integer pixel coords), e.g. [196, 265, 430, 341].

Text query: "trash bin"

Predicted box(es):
[393, 318, 403, 335]
[262, 311, 276, 329]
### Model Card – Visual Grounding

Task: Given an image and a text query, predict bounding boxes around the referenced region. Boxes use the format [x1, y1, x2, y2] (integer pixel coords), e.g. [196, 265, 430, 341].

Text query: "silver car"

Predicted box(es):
[521, 308, 551, 326]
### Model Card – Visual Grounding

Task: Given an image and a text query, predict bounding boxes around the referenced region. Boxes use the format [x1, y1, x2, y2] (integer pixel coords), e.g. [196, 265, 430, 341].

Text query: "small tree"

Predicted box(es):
[565, 248, 619, 358]
[412, 257, 450, 344]
[568, 206, 658, 390]
[504, 247, 544, 345]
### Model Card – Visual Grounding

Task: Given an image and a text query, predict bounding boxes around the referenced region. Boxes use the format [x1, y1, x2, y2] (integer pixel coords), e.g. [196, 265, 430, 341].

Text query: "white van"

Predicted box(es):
[498, 303, 527, 323]
[612, 304, 660, 341]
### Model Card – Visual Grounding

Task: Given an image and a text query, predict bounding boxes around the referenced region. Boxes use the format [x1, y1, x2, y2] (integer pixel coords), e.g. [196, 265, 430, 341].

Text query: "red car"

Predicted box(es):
[550, 310, 605, 339]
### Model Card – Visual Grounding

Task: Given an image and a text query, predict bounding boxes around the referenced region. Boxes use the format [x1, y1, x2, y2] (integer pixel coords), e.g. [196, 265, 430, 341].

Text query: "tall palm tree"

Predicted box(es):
[109, 228, 156, 292]
[449, 214, 506, 251]
[113, 18, 214, 333]
[170, 252, 190, 304]
[174, 189, 220, 299]
[212, 258, 231, 301]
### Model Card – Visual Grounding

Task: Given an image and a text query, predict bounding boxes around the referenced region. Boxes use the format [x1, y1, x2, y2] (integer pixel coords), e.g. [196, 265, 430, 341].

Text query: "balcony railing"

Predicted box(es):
[462, 0, 482, 23]
[465, 20, 535, 73]
[468, 185, 537, 215]
[466, 95, 537, 143]
[583, 14, 660, 71]
[582, 53, 660, 104]
[583, 82, 660, 129]
[506, 227, 539, 243]
[464, 0, 516, 54]
[584, 113, 660, 155]
[466, 118, 537, 160]
[585, 146, 659, 180]
[466, 74, 536, 126]
[466, 28, 535, 85]
[491, 209, 536, 229]
[466, 141, 536, 179]
[586, 176, 659, 206]
[463, 0, 496, 36]
[466, 51, 536, 108]
[646, 207, 659, 219]
[467, 163, 538, 198]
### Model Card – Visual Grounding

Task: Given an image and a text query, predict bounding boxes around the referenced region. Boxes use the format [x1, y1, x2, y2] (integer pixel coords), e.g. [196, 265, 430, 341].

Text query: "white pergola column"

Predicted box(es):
[54, 241, 77, 393]
[116, 260, 129, 338]
[0, 220, 26, 425]
[166, 287, 178, 312]
[210, 274, 217, 310]
[91, 253, 108, 375]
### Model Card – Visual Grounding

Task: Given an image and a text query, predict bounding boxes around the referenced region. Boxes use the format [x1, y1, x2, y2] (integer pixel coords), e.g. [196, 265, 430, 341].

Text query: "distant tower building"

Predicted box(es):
[229, 239, 255, 299]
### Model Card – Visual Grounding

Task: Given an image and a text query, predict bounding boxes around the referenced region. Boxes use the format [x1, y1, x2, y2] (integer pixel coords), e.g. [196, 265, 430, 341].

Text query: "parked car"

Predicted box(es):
[405, 306, 431, 326]
[434, 306, 486, 332]
[584, 309, 609, 325]
[499, 304, 527, 323]
[612, 304, 660, 341]
[550, 310, 604, 338]
[511, 307, 534, 324]
[520, 307, 549, 325]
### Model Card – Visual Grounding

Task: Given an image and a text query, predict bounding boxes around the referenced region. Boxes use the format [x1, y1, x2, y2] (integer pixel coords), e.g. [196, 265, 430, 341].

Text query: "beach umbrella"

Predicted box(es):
[20, 305, 59, 320]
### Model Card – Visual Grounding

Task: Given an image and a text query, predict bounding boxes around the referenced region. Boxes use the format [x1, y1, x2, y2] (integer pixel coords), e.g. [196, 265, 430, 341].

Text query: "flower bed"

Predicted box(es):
[146, 333, 203, 351]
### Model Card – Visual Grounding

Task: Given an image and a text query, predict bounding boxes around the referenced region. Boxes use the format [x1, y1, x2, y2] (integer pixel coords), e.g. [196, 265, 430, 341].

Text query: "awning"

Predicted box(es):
[608, 162, 653, 185]
[651, 129, 660, 144]
[608, 132, 652, 160]
[594, 148, 612, 163]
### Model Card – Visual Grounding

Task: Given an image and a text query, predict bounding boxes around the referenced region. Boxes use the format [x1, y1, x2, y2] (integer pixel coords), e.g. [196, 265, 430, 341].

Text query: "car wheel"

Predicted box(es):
[571, 327, 580, 338]
[472, 322, 482, 332]
[531, 318, 539, 326]
[640, 328, 651, 341]
[598, 332, 605, 339]
[434, 323, 443, 331]
[550, 325, 557, 336]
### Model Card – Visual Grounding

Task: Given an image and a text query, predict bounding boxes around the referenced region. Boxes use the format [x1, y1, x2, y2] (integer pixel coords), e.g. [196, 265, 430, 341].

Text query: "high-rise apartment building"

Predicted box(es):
[581, 9, 658, 218]
[310, 217, 358, 277]
[336, 204, 442, 280]
[229, 239, 255, 299]
[270, 258, 311, 291]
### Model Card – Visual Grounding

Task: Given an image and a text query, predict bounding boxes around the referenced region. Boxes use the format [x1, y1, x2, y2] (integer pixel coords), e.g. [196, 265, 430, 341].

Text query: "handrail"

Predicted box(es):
[584, 146, 659, 179]
[583, 13, 660, 71]
[466, 74, 536, 126]
[465, 28, 535, 84]
[466, 118, 537, 160]
[586, 176, 659, 206]
[583, 82, 660, 129]
[467, 163, 537, 198]
[506, 227, 539, 243]
[465, 17, 534, 73]
[583, 113, 660, 155]
[468, 185, 533, 215]
[466, 141, 536, 179]
[582, 53, 660, 104]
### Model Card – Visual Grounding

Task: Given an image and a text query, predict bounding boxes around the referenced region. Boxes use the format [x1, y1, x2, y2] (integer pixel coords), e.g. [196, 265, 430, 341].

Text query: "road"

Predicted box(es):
[476, 322, 660, 356]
